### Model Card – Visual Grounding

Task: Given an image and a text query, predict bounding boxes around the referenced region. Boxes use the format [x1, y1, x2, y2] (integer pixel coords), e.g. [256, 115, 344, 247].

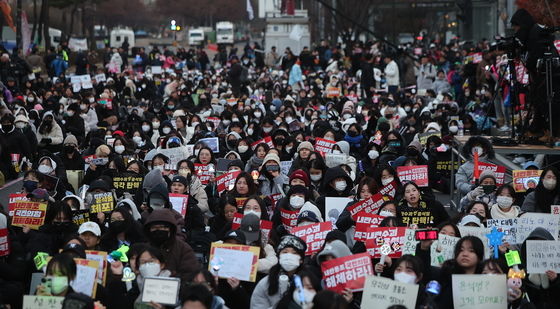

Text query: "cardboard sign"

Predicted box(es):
[292, 222, 333, 255]
[430, 234, 460, 266]
[379, 181, 397, 198]
[194, 163, 214, 185]
[526, 240, 560, 273]
[452, 274, 507, 309]
[321, 253, 374, 293]
[72, 259, 99, 297]
[325, 86, 341, 98]
[8, 193, 28, 216]
[280, 208, 299, 232]
[552, 205, 560, 215]
[397, 165, 429, 187]
[85, 250, 108, 286]
[314, 138, 336, 154]
[208, 242, 260, 282]
[473, 162, 506, 185]
[516, 213, 559, 243]
[402, 228, 420, 255]
[458, 226, 491, 259]
[365, 227, 407, 258]
[360, 275, 419, 309]
[251, 136, 274, 150]
[90, 192, 114, 213]
[199, 137, 220, 153]
[512, 170, 542, 192]
[354, 214, 386, 242]
[23, 295, 64, 309]
[159, 147, 190, 169]
[141, 277, 181, 306]
[72, 210, 90, 226]
[10, 201, 47, 230]
[280, 161, 293, 176]
[216, 170, 241, 194]
[0, 228, 9, 257]
[347, 193, 388, 220]
[169, 194, 189, 216]
[113, 173, 143, 192]
[325, 197, 352, 227]
[419, 131, 441, 145]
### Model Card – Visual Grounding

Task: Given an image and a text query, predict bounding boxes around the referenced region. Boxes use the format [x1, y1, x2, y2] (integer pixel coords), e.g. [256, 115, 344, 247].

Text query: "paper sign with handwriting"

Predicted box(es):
[458, 226, 491, 258]
[23, 295, 64, 309]
[360, 275, 419, 309]
[141, 277, 181, 305]
[71, 259, 99, 297]
[431, 234, 460, 266]
[401, 228, 420, 255]
[452, 274, 507, 309]
[516, 213, 559, 242]
[526, 240, 560, 273]
[208, 242, 260, 282]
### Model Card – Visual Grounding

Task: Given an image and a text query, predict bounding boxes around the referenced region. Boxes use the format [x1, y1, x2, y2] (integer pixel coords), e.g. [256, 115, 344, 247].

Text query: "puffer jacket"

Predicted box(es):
[36, 112, 64, 146]
[315, 166, 354, 218]
[189, 176, 209, 215]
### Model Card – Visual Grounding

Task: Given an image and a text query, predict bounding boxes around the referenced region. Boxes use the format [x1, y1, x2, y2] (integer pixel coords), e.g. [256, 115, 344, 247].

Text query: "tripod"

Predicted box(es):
[538, 48, 558, 147]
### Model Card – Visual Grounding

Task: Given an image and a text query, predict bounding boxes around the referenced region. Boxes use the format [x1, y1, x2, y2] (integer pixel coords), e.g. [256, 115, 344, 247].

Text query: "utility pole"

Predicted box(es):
[16, 0, 22, 50]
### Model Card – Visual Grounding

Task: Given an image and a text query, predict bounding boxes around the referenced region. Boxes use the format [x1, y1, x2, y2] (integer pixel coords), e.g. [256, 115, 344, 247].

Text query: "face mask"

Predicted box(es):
[162, 127, 171, 134]
[332, 150, 341, 155]
[64, 145, 74, 154]
[449, 125, 458, 134]
[404, 106, 411, 112]
[38, 164, 54, 175]
[482, 185, 496, 194]
[285, 146, 293, 153]
[293, 288, 316, 309]
[142, 125, 150, 132]
[67, 111, 75, 117]
[342, 114, 351, 120]
[222, 120, 231, 126]
[238, 145, 249, 153]
[254, 111, 262, 118]
[28, 97, 35, 102]
[543, 178, 557, 190]
[149, 230, 170, 245]
[49, 276, 69, 295]
[382, 177, 394, 187]
[23, 180, 38, 192]
[279, 253, 301, 272]
[232, 118, 240, 123]
[139, 262, 161, 278]
[191, 122, 200, 128]
[244, 210, 261, 218]
[80, 104, 88, 111]
[290, 196, 305, 209]
[178, 168, 190, 177]
[368, 150, 379, 160]
[394, 272, 417, 284]
[2, 124, 13, 132]
[15, 122, 26, 129]
[379, 210, 395, 217]
[335, 181, 347, 192]
[263, 127, 273, 133]
[115, 145, 125, 154]
[286, 116, 294, 123]
[496, 196, 513, 209]
[247, 128, 254, 135]
[310, 174, 322, 182]
[472, 146, 484, 156]
[133, 136, 143, 144]
[109, 220, 128, 234]
[89, 97, 95, 103]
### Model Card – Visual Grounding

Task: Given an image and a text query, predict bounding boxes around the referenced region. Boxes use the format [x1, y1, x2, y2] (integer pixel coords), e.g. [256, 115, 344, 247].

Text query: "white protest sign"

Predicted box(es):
[360, 275, 419, 309]
[325, 197, 352, 228]
[452, 274, 507, 309]
[151, 66, 163, 74]
[516, 213, 560, 243]
[280, 161, 292, 176]
[95, 74, 106, 82]
[159, 147, 189, 169]
[431, 234, 460, 266]
[526, 240, 560, 273]
[458, 226, 491, 259]
[325, 153, 348, 168]
[141, 277, 181, 305]
[401, 228, 419, 255]
[23, 295, 64, 309]
[487, 218, 518, 244]
[212, 247, 257, 281]
[70, 260, 99, 297]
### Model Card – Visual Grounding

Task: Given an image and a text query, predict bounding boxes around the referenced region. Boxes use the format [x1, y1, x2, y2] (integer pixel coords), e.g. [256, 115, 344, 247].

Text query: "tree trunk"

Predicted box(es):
[31, 0, 37, 42]
[43, 0, 50, 50]
[37, 0, 44, 45]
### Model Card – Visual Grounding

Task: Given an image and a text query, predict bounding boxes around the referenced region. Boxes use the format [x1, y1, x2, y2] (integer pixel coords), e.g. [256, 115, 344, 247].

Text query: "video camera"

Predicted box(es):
[489, 36, 522, 56]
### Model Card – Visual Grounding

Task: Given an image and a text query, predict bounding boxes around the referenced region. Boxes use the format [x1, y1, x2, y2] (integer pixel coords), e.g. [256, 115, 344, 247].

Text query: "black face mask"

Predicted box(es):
[109, 220, 128, 234]
[51, 221, 72, 233]
[64, 145, 75, 154]
[407, 148, 419, 157]
[2, 124, 13, 132]
[149, 230, 170, 245]
[227, 140, 237, 148]
[274, 137, 285, 146]
[348, 130, 358, 137]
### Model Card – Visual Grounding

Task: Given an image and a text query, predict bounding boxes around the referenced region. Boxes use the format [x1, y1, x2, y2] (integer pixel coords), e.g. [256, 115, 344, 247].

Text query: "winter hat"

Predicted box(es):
[261, 153, 281, 167]
[287, 185, 309, 198]
[277, 234, 307, 256]
[325, 230, 347, 244]
[172, 109, 185, 117]
[316, 239, 351, 263]
[228, 159, 245, 170]
[289, 169, 310, 187]
[226, 131, 242, 140]
[171, 175, 188, 186]
[297, 141, 314, 153]
[408, 140, 423, 153]
[89, 179, 111, 192]
[64, 134, 78, 146]
[299, 202, 324, 222]
[479, 169, 496, 184]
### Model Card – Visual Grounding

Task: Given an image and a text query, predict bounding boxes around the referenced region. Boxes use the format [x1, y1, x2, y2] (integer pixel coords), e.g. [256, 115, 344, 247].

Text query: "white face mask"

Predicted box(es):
[89, 97, 95, 103]
[247, 128, 254, 135]
[152, 121, 160, 129]
[238, 145, 249, 153]
[286, 117, 294, 123]
[133, 136, 143, 144]
[496, 196, 513, 209]
[335, 181, 347, 192]
[332, 150, 341, 155]
[394, 272, 417, 284]
[139, 262, 161, 278]
[222, 120, 231, 126]
[472, 146, 484, 156]
[191, 122, 199, 128]
[244, 210, 261, 218]
[66, 111, 75, 117]
[38, 164, 53, 175]
[80, 104, 88, 111]
[254, 111, 262, 118]
[290, 196, 305, 209]
[382, 177, 394, 187]
[263, 127, 273, 133]
[368, 150, 379, 160]
[543, 178, 557, 190]
[162, 127, 171, 134]
[292, 288, 316, 309]
[379, 210, 395, 217]
[139, 125, 150, 133]
[449, 125, 458, 134]
[154, 165, 165, 172]
[15, 122, 26, 129]
[115, 145, 125, 154]
[310, 174, 322, 182]
[279, 253, 301, 272]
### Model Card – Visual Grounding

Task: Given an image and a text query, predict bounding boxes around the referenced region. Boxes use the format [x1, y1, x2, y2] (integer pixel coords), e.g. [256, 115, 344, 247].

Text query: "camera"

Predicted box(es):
[490, 36, 521, 55]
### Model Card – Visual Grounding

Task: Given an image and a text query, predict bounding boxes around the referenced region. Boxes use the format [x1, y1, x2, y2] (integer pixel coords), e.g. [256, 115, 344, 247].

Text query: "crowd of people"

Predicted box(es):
[0, 16, 559, 309]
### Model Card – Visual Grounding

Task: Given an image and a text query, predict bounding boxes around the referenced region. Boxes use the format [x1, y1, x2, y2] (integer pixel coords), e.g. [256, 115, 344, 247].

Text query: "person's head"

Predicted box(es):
[171, 175, 188, 194]
[481, 258, 507, 274]
[45, 202, 73, 226]
[242, 195, 267, 220]
[189, 269, 218, 294]
[403, 182, 421, 206]
[197, 147, 214, 164]
[378, 200, 398, 217]
[290, 270, 321, 307]
[181, 284, 213, 309]
[495, 184, 515, 210]
[376, 165, 398, 187]
[78, 222, 101, 249]
[466, 201, 489, 220]
[357, 177, 377, 200]
[393, 255, 423, 284]
[108, 207, 133, 235]
[136, 246, 166, 278]
[309, 158, 326, 183]
[437, 221, 461, 237]
[539, 166, 559, 191]
[277, 235, 307, 273]
[220, 197, 237, 221]
[312, 290, 349, 309]
[44, 253, 77, 295]
[234, 172, 257, 196]
[255, 143, 269, 159]
[454, 236, 484, 273]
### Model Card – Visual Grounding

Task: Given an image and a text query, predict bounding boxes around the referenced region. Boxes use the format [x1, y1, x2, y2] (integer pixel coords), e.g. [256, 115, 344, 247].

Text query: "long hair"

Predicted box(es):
[534, 166, 560, 213]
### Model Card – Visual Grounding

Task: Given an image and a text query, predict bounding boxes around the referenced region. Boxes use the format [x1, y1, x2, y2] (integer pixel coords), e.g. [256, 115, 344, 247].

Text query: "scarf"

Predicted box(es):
[490, 204, 520, 219]
[344, 134, 363, 147]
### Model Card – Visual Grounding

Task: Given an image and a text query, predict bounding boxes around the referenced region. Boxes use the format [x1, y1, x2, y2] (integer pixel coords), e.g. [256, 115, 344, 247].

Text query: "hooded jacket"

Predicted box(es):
[455, 136, 495, 196]
[144, 209, 200, 282]
[142, 182, 187, 242]
[315, 166, 353, 218]
[36, 111, 64, 146]
[316, 239, 352, 263]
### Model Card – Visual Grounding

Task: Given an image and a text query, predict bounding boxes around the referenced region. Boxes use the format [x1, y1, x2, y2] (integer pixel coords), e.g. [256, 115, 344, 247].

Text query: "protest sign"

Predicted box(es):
[379, 181, 397, 198]
[365, 227, 407, 258]
[400, 207, 435, 227]
[23, 295, 64, 309]
[207, 116, 221, 129]
[85, 250, 108, 285]
[280, 161, 293, 176]
[516, 213, 559, 243]
[526, 240, 560, 273]
[280, 208, 299, 232]
[553, 205, 560, 215]
[431, 234, 460, 266]
[72, 210, 90, 226]
[419, 131, 441, 145]
[199, 137, 220, 153]
[208, 242, 260, 282]
[216, 170, 241, 194]
[194, 163, 214, 185]
[347, 193, 388, 220]
[141, 277, 181, 306]
[8, 193, 28, 216]
[360, 275, 419, 309]
[292, 222, 333, 255]
[94, 73, 106, 82]
[314, 138, 336, 154]
[458, 226, 491, 258]
[11, 201, 47, 230]
[452, 274, 507, 309]
[325, 197, 352, 227]
[231, 213, 273, 243]
[397, 165, 429, 187]
[321, 253, 374, 293]
[512, 170, 542, 192]
[435, 160, 463, 173]
[168, 194, 189, 217]
[113, 173, 143, 192]
[487, 218, 518, 243]
[326, 86, 341, 98]
[71, 259, 99, 297]
[159, 147, 190, 168]
[473, 162, 506, 185]
[0, 228, 9, 256]
[90, 192, 114, 213]
[354, 214, 385, 242]
[402, 228, 420, 255]
[251, 136, 274, 150]
[325, 153, 348, 168]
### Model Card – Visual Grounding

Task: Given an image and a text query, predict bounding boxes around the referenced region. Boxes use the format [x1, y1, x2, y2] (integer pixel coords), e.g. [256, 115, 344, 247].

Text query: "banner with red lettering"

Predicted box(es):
[397, 165, 429, 187]
[314, 138, 336, 154]
[379, 181, 397, 198]
[169, 193, 189, 216]
[194, 163, 214, 185]
[347, 193, 389, 220]
[365, 227, 407, 258]
[280, 208, 299, 232]
[291, 222, 333, 255]
[8, 193, 28, 216]
[10, 201, 48, 230]
[473, 162, 506, 185]
[216, 170, 241, 194]
[251, 136, 274, 150]
[231, 213, 273, 241]
[0, 228, 9, 257]
[321, 253, 374, 293]
[512, 170, 541, 192]
[354, 214, 386, 242]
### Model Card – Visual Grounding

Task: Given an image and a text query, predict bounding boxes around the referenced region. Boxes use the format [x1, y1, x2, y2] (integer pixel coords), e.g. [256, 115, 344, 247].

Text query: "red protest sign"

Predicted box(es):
[268, 193, 282, 208]
[326, 86, 341, 98]
[8, 193, 28, 216]
[207, 116, 221, 128]
[397, 165, 429, 187]
[194, 163, 214, 185]
[354, 214, 385, 242]
[473, 162, 506, 185]
[347, 193, 389, 220]
[513, 170, 542, 192]
[216, 170, 241, 194]
[365, 227, 407, 258]
[251, 136, 274, 150]
[321, 253, 374, 293]
[292, 222, 333, 255]
[231, 213, 273, 240]
[280, 208, 299, 232]
[11, 201, 48, 230]
[379, 181, 397, 198]
[0, 228, 9, 257]
[169, 193, 189, 216]
[314, 138, 336, 154]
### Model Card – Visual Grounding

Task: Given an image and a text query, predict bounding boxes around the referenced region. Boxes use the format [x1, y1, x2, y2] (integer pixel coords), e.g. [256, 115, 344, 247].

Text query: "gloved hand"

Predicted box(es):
[41, 138, 52, 144]
[467, 186, 484, 200]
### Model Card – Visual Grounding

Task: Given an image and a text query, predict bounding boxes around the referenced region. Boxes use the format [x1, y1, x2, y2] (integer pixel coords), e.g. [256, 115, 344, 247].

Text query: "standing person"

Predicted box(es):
[361, 54, 375, 100]
[289, 59, 303, 91]
[44, 47, 57, 78]
[265, 46, 279, 68]
[384, 54, 400, 95]
[228, 57, 243, 97]
[416, 54, 436, 92]
[26, 47, 44, 78]
[74, 51, 89, 75]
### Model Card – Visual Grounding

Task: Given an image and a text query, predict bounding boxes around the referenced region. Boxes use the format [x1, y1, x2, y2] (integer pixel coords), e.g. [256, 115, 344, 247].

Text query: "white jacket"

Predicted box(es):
[257, 244, 278, 274]
[384, 60, 400, 86]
